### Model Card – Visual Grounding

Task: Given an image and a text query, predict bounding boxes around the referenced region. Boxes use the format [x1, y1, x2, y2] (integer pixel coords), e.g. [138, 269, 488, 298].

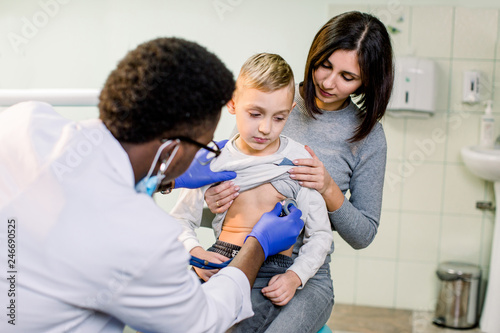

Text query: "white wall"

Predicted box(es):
[0, 0, 334, 138]
[1, 0, 500, 312]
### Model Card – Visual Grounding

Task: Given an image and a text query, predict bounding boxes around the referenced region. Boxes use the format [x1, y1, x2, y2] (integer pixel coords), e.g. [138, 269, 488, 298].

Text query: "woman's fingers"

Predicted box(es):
[205, 181, 239, 213]
[288, 149, 332, 193]
[291, 158, 320, 168]
[304, 145, 318, 159]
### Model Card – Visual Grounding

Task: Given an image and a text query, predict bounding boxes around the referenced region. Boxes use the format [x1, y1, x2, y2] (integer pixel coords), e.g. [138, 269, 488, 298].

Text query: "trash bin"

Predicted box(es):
[433, 261, 481, 329]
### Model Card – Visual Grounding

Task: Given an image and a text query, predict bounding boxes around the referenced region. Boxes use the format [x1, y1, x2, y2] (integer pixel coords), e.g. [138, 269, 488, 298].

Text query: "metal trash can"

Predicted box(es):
[433, 262, 481, 329]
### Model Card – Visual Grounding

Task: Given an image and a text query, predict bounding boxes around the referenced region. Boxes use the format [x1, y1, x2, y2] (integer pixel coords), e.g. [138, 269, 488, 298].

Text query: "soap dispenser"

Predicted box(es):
[480, 100, 495, 148]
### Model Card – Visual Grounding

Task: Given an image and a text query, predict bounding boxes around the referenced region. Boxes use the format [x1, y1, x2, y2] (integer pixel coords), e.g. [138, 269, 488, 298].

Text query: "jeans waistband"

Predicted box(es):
[208, 240, 293, 268]
[263, 254, 293, 268]
[207, 240, 241, 258]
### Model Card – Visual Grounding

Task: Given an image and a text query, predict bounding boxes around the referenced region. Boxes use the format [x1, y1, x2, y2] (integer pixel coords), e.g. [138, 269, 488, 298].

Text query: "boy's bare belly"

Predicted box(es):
[219, 183, 293, 257]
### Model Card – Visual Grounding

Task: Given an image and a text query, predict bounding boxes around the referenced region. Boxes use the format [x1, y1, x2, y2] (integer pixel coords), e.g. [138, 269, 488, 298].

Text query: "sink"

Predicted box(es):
[461, 145, 500, 182]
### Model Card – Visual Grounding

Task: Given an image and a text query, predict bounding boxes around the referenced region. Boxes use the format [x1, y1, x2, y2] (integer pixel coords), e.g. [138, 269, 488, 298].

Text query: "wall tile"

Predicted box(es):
[382, 160, 403, 211]
[411, 6, 453, 58]
[493, 63, 500, 112]
[440, 214, 483, 264]
[485, 182, 496, 204]
[453, 7, 499, 60]
[355, 259, 396, 307]
[382, 116, 405, 161]
[399, 213, 440, 262]
[383, 116, 407, 160]
[497, 22, 500, 60]
[445, 113, 481, 163]
[330, 256, 357, 304]
[400, 163, 444, 213]
[404, 115, 448, 163]
[370, 5, 412, 56]
[358, 211, 399, 260]
[449, 60, 496, 112]
[480, 266, 490, 307]
[395, 262, 439, 311]
[434, 60, 452, 111]
[442, 164, 486, 215]
[332, 233, 359, 258]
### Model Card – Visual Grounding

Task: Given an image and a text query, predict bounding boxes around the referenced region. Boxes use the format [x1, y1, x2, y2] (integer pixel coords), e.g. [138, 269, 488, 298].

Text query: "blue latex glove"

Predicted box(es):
[174, 139, 236, 189]
[245, 202, 304, 259]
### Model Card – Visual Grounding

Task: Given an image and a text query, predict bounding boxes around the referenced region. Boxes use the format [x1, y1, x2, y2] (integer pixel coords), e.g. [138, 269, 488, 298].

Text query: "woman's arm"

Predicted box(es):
[288, 127, 387, 249]
[331, 126, 386, 249]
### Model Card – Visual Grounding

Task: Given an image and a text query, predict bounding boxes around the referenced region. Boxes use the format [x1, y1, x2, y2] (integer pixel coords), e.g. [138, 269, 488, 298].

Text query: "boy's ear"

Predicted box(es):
[291, 102, 297, 110]
[227, 99, 236, 115]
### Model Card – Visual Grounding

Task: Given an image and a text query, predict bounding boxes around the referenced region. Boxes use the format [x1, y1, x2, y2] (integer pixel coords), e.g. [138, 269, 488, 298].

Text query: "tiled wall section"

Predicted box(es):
[328, 5, 500, 311]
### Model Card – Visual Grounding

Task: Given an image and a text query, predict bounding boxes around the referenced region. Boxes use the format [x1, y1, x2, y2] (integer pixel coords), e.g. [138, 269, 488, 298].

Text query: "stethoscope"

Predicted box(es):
[189, 198, 298, 270]
[189, 256, 232, 270]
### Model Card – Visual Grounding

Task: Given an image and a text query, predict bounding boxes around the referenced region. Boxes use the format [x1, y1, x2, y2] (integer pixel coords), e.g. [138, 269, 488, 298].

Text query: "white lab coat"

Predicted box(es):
[0, 102, 252, 333]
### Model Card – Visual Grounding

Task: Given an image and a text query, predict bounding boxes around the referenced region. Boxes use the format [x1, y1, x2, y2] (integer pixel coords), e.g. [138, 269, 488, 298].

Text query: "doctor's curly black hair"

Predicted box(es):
[99, 37, 235, 143]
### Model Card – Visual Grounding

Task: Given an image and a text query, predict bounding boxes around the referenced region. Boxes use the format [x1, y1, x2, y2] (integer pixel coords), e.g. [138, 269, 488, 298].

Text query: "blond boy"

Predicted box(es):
[171, 53, 332, 331]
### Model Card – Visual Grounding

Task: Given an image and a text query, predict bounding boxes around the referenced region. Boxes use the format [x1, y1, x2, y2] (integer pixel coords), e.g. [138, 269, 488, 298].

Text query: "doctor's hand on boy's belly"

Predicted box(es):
[218, 183, 294, 257]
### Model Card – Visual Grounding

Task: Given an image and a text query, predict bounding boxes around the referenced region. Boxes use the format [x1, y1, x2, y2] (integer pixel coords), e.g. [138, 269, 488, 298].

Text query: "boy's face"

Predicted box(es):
[228, 85, 296, 156]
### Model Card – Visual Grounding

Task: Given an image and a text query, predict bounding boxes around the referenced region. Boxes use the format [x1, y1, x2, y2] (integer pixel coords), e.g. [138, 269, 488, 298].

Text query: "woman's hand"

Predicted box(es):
[190, 246, 230, 282]
[205, 181, 239, 214]
[289, 146, 344, 211]
[288, 146, 334, 195]
[261, 271, 301, 306]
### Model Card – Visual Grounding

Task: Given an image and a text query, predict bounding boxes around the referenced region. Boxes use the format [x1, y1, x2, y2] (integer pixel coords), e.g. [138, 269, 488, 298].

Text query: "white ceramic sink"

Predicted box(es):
[461, 145, 500, 182]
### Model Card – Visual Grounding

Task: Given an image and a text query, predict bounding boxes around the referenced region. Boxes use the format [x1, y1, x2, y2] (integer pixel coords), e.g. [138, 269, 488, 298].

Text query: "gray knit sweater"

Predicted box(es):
[281, 86, 387, 251]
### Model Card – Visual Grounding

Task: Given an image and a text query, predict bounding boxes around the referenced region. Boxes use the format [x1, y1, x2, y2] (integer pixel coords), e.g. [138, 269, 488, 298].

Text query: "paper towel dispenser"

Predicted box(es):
[388, 57, 437, 117]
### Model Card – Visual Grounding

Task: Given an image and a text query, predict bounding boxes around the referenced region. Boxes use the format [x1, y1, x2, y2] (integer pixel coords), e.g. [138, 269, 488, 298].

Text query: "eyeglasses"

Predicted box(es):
[164, 136, 221, 165]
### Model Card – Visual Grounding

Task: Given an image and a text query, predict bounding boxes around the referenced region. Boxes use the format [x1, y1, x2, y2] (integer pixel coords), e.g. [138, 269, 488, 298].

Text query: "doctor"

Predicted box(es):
[0, 37, 303, 333]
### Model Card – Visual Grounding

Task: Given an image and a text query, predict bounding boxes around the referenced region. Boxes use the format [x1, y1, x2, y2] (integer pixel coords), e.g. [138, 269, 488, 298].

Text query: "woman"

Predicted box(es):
[206, 11, 394, 332]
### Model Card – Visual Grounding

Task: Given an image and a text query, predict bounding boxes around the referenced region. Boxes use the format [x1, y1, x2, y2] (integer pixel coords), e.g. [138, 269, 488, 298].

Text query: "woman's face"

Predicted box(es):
[312, 50, 362, 111]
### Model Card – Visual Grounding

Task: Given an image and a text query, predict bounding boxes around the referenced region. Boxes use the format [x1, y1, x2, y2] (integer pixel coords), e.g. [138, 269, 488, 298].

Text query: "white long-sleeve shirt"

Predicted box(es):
[171, 135, 333, 287]
[0, 101, 252, 333]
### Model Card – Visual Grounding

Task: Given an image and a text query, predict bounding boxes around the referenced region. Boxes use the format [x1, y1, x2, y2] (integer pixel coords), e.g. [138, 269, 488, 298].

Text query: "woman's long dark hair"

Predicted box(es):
[303, 11, 394, 142]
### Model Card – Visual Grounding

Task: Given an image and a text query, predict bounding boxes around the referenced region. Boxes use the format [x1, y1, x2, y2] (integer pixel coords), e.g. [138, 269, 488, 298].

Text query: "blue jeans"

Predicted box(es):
[228, 258, 334, 333]
[263, 260, 334, 333]
[227, 254, 294, 333]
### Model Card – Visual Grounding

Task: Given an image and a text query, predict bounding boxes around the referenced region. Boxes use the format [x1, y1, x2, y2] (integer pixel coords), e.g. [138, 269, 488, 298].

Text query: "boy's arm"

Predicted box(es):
[170, 187, 207, 252]
[286, 188, 333, 288]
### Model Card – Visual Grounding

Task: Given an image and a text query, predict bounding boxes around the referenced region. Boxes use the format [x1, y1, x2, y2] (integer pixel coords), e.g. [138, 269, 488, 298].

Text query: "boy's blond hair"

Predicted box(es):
[237, 53, 294, 94]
